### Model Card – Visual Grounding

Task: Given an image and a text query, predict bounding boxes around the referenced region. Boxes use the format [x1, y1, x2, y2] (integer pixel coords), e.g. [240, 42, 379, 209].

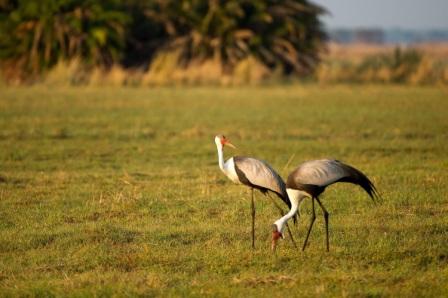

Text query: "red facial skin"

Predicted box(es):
[272, 230, 283, 241]
[220, 136, 236, 149]
[220, 137, 227, 146]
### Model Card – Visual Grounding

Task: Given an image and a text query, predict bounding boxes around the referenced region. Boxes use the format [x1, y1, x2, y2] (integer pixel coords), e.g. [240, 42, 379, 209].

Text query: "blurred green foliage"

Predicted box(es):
[0, 0, 129, 75]
[0, 0, 326, 81]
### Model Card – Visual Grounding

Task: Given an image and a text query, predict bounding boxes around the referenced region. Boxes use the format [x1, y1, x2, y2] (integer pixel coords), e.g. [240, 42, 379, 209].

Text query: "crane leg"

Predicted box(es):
[315, 197, 330, 252]
[267, 195, 298, 249]
[251, 188, 255, 249]
[302, 197, 316, 251]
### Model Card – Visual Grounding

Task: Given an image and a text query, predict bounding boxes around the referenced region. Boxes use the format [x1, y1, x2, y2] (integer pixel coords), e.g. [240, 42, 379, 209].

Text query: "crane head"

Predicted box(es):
[271, 224, 283, 252]
[215, 135, 236, 149]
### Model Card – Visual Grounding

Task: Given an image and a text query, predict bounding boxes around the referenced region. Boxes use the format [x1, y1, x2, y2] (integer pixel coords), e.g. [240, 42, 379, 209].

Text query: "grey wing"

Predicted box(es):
[288, 159, 351, 187]
[287, 159, 379, 200]
[233, 156, 287, 197]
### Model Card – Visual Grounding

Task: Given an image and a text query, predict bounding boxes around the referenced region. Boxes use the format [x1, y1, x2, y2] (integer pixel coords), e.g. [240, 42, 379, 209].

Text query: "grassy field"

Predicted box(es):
[0, 85, 447, 297]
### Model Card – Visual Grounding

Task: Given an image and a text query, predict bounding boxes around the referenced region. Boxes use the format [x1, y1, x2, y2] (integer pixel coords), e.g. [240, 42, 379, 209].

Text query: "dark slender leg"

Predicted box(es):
[251, 188, 255, 249]
[302, 197, 316, 251]
[267, 195, 298, 249]
[315, 197, 330, 252]
[284, 222, 297, 249]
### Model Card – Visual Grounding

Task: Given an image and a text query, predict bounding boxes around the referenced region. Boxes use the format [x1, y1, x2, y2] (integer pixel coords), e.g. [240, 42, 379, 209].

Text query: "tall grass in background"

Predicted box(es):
[40, 52, 275, 86]
[316, 44, 448, 85]
[3, 43, 448, 87]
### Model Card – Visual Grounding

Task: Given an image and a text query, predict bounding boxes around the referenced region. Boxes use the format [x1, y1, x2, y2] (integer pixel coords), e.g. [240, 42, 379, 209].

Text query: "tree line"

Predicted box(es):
[0, 0, 327, 81]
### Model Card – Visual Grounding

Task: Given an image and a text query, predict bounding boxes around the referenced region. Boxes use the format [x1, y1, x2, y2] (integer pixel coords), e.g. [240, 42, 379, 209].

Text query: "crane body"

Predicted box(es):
[272, 159, 379, 252]
[214, 135, 294, 248]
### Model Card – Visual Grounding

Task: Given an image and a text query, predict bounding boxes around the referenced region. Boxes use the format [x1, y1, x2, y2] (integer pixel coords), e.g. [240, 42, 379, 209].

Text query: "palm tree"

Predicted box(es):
[1, 0, 328, 80]
[143, 0, 327, 75]
[0, 0, 128, 76]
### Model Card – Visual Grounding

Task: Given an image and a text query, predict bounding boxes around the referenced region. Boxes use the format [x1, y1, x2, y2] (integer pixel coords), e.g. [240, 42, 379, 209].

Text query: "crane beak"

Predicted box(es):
[271, 230, 283, 252]
[271, 238, 277, 252]
[224, 140, 236, 149]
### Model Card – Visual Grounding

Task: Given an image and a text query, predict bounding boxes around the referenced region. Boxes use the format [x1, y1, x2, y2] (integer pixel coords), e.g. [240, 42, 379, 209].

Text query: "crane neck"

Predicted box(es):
[216, 143, 225, 170]
[274, 190, 300, 233]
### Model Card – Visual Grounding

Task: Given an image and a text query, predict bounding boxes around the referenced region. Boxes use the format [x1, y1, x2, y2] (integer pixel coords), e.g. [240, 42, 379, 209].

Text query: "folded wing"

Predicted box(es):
[233, 156, 290, 208]
[287, 159, 379, 200]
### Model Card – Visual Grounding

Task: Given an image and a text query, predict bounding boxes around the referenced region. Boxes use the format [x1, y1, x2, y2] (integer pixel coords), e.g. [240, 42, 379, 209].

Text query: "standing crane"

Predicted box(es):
[271, 159, 379, 252]
[214, 135, 296, 249]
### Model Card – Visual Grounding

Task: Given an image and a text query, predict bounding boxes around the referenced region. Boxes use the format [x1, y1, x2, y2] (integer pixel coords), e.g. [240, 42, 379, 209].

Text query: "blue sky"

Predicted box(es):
[312, 0, 448, 30]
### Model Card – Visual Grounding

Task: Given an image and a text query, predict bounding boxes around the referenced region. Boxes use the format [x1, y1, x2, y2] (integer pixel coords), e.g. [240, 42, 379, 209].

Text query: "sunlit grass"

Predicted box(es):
[0, 85, 447, 296]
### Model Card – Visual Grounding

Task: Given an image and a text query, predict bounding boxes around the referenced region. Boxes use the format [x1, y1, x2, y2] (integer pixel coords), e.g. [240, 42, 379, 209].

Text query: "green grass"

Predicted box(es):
[0, 85, 447, 297]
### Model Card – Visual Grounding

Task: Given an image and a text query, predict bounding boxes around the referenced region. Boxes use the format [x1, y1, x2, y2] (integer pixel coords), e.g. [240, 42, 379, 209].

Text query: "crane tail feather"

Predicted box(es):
[336, 163, 380, 202]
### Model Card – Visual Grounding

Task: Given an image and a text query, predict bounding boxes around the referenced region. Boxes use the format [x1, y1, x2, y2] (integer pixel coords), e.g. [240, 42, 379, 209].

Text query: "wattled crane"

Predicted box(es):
[214, 134, 296, 248]
[271, 159, 379, 252]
